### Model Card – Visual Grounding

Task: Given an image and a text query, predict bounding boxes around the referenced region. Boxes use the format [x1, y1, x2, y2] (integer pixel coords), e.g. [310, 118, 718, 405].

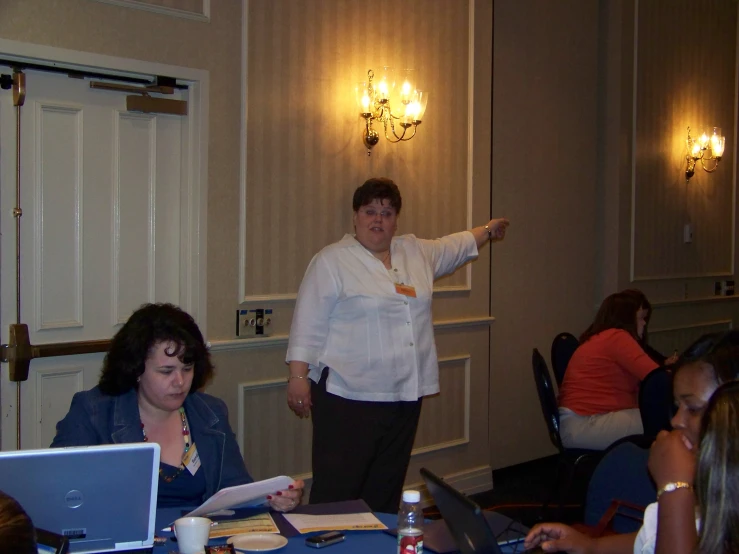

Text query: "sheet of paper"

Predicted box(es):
[209, 513, 279, 538]
[185, 475, 294, 517]
[282, 512, 388, 534]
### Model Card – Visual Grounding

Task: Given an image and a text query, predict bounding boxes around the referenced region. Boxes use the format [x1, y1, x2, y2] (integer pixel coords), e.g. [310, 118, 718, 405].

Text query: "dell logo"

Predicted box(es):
[64, 490, 83, 509]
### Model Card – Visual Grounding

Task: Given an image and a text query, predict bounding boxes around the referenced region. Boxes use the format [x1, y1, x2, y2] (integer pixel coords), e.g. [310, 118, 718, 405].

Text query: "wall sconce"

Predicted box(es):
[355, 67, 428, 155]
[686, 126, 725, 183]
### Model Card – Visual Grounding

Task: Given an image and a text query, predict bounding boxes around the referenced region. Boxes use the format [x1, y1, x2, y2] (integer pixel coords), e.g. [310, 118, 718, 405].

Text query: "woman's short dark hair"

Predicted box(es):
[352, 177, 402, 214]
[580, 291, 643, 343]
[98, 303, 214, 395]
[696, 380, 739, 554]
[0, 490, 37, 554]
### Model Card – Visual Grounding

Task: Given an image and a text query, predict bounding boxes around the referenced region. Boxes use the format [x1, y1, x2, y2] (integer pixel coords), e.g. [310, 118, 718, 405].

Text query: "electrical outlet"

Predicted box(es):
[236, 308, 273, 337]
[723, 280, 735, 296]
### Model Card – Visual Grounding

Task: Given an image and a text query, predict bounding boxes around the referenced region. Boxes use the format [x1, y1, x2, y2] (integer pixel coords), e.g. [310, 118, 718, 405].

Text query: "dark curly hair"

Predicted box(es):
[352, 177, 402, 214]
[98, 303, 214, 396]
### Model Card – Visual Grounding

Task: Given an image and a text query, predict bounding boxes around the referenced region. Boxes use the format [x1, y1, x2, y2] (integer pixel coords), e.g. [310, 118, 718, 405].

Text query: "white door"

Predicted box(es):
[0, 69, 189, 450]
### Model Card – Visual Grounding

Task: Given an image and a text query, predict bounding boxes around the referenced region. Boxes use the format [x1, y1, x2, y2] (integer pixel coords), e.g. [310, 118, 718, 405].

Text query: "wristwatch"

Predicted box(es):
[484, 224, 493, 239]
[657, 481, 692, 498]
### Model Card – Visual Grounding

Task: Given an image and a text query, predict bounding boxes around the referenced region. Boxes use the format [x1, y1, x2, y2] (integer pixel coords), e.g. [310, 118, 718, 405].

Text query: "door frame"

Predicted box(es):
[0, 38, 210, 448]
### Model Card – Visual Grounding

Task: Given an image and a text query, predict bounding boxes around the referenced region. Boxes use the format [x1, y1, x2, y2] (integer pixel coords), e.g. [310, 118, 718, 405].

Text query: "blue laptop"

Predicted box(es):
[0, 443, 160, 553]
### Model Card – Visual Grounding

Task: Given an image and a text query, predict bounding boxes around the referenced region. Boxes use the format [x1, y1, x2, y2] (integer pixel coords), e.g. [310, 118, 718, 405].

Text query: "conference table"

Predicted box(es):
[153, 508, 528, 553]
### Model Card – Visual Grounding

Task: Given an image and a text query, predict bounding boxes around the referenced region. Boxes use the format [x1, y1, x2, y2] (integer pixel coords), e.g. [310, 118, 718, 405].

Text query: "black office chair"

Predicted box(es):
[638, 367, 674, 439]
[550, 332, 579, 386]
[532, 348, 600, 518]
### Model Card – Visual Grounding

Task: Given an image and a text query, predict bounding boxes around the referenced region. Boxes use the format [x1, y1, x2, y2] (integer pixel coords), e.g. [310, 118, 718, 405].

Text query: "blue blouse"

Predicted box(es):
[158, 459, 208, 507]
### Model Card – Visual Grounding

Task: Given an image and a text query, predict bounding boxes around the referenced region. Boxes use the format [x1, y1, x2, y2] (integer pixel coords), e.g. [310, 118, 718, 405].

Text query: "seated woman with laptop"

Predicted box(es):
[51, 303, 303, 511]
[557, 290, 677, 450]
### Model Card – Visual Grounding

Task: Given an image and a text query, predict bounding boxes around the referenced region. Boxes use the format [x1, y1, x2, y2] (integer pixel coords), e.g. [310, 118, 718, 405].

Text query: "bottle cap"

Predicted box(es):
[402, 490, 421, 503]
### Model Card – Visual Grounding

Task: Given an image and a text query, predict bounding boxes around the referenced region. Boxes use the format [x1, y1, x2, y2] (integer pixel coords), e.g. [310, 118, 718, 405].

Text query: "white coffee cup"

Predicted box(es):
[174, 516, 212, 554]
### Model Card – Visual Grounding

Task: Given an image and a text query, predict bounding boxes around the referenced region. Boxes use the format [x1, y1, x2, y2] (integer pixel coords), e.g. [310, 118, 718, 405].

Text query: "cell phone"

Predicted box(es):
[305, 531, 346, 548]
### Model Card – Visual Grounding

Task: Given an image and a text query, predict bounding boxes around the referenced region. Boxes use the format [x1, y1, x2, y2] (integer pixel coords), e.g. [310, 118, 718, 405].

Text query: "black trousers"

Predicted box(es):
[309, 368, 423, 514]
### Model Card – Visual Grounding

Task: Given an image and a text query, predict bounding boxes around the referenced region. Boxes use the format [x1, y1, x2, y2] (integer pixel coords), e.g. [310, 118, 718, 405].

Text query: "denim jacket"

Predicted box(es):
[51, 387, 253, 503]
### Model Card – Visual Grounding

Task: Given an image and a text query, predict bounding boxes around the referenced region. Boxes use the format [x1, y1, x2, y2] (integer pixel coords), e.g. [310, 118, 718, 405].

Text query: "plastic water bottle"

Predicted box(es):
[397, 489, 424, 554]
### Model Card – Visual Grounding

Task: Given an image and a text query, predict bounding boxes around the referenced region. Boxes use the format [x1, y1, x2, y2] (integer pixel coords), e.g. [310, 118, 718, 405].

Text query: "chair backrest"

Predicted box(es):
[550, 332, 579, 386]
[583, 440, 656, 533]
[638, 367, 674, 438]
[532, 348, 563, 452]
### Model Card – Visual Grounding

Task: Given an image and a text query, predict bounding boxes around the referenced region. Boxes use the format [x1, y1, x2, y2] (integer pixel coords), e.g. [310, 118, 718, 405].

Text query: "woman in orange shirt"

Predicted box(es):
[558, 291, 674, 449]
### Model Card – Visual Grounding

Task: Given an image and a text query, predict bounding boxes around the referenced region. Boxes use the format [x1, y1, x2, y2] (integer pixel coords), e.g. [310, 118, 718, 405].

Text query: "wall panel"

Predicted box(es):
[632, 0, 737, 280]
[243, 0, 471, 300]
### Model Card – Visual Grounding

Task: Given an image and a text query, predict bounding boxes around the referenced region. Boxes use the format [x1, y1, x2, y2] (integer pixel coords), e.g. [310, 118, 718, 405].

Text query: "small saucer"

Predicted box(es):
[226, 534, 288, 552]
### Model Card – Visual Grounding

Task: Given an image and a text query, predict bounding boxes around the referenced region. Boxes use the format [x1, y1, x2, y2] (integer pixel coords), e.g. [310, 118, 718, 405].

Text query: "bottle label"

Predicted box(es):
[398, 534, 423, 554]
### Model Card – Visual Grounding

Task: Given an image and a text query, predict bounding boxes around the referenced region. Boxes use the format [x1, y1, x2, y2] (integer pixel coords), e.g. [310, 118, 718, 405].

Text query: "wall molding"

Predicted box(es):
[652, 295, 739, 308]
[271, 466, 492, 509]
[209, 316, 495, 352]
[411, 355, 470, 457]
[236, 377, 284, 455]
[234, 356, 488, 501]
[650, 319, 733, 335]
[409, 465, 493, 508]
[90, 0, 210, 22]
[238, 0, 478, 302]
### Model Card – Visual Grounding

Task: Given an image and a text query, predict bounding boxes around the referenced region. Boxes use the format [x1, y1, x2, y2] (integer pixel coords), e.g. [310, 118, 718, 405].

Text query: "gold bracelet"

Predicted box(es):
[657, 481, 692, 498]
[483, 224, 492, 239]
[287, 375, 307, 383]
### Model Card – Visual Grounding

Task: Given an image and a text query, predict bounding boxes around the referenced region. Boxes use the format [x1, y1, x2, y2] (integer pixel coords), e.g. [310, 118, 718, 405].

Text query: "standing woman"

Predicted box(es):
[285, 177, 509, 513]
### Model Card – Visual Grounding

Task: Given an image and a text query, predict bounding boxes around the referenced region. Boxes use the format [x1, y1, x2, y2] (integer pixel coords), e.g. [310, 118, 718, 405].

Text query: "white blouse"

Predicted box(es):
[633, 501, 700, 554]
[285, 231, 478, 402]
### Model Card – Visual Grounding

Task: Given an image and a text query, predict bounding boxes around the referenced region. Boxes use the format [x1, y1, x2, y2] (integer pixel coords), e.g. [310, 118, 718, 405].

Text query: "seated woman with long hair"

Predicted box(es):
[558, 291, 666, 450]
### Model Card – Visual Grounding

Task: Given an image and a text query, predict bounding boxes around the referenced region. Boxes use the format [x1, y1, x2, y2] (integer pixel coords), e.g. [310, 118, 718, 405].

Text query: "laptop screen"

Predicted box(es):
[0, 443, 160, 554]
[421, 467, 522, 554]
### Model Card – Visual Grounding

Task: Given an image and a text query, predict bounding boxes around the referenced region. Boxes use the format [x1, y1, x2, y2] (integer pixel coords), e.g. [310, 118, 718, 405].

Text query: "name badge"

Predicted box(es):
[395, 283, 417, 297]
[183, 443, 201, 475]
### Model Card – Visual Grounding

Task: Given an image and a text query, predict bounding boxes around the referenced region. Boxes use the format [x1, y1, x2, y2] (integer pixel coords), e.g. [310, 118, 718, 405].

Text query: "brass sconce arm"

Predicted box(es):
[685, 126, 725, 183]
[355, 68, 428, 155]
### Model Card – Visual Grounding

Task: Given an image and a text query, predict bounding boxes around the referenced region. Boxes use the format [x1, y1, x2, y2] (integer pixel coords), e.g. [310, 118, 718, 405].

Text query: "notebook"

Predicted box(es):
[418, 467, 529, 554]
[0, 443, 160, 554]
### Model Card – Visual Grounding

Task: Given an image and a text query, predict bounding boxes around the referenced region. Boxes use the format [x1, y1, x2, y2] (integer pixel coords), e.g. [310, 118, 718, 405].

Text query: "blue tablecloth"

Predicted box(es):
[153, 508, 527, 553]
[154, 508, 399, 553]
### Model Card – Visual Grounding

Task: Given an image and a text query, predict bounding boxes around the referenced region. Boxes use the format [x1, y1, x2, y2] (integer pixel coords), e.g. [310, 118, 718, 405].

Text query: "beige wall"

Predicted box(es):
[491, 0, 600, 467]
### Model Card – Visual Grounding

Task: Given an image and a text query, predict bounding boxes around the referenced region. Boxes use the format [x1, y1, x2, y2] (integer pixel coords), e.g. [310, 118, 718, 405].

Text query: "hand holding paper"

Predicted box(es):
[185, 476, 294, 517]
